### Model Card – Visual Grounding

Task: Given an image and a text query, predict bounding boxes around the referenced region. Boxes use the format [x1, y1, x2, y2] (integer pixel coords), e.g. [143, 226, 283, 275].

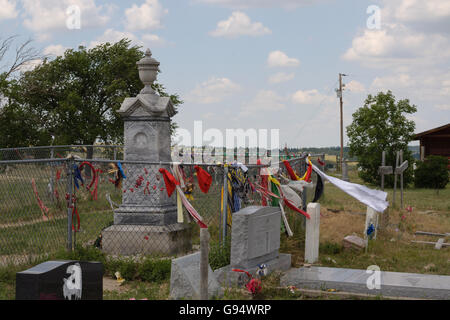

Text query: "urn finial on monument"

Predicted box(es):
[137, 49, 160, 94]
[118, 49, 176, 119]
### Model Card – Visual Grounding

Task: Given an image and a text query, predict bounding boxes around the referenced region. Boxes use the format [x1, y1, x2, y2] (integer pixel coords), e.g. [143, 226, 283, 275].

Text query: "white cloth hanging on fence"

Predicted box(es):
[311, 163, 388, 213]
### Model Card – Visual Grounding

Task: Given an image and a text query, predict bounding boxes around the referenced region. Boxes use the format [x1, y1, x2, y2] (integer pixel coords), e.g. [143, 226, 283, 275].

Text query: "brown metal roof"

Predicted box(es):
[413, 123, 450, 140]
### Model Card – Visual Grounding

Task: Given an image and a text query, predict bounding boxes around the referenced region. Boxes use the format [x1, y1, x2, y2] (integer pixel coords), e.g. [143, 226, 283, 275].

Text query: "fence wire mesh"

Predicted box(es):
[0, 153, 324, 267]
[0, 159, 69, 266]
[0, 145, 124, 161]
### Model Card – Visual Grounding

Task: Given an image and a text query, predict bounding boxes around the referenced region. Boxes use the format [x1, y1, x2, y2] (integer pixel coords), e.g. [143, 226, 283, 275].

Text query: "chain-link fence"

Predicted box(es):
[0, 153, 324, 267]
[0, 145, 124, 161]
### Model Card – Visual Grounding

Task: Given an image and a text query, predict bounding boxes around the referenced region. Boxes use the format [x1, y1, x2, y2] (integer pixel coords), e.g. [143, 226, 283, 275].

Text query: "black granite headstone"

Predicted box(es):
[16, 260, 103, 300]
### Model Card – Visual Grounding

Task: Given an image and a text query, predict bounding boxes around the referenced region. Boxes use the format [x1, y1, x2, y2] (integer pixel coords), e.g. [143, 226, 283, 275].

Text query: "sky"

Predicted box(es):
[1, 0, 449, 148]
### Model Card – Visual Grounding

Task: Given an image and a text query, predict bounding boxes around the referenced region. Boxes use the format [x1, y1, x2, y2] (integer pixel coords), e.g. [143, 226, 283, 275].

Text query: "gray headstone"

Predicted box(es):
[231, 206, 281, 269]
[169, 252, 223, 300]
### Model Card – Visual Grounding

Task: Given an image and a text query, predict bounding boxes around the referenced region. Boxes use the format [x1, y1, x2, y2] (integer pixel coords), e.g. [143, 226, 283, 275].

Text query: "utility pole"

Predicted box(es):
[336, 73, 347, 172]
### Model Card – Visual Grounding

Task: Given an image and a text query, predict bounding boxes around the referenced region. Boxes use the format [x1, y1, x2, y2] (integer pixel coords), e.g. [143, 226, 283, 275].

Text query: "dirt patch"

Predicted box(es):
[103, 277, 129, 293]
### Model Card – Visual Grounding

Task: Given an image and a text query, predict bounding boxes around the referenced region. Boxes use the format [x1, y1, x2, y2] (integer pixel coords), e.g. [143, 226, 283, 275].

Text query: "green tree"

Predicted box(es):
[0, 39, 182, 152]
[347, 91, 417, 187]
[414, 156, 449, 191]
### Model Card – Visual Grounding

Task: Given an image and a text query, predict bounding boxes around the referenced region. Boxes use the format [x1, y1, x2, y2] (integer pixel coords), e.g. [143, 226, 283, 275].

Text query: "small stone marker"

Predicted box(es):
[305, 203, 320, 263]
[16, 260, 103, 300]
[343, 235, 366, 251]
[169, 252, 223, 300]
[435, 238, 445, 250]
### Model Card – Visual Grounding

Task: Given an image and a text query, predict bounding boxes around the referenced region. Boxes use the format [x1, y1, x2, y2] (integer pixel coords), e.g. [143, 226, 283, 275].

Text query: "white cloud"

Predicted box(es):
[17, 59, 43, 72]
[382, 0, 450, 34]
[240, 90, 286, 116]
[0, 0, 17, 20]
[21, 0, 112, 34]
[292, 89, 331, 105]
[43, 44, 68, 57]
[342, 26, 450, 67]
[124, 0, 168, 31]
[267, 50, 300, 68]
[371, 74, 415, 91]
[89, 29, 140, 48]
[435, 104, 450, 111]
[209, 11, 271, 38]
[268, 72, 295, 84]
[195, 0, 324, 9]
[186, 77, 241, 104]
[345, 80, 365, 93]
[89, 29, 168, 48]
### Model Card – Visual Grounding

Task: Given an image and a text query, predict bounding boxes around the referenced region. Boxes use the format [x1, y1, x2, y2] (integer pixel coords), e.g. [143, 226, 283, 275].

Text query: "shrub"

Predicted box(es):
[414, 156, 449, 189]
[54, 245, 107, 266]
[104, 257, 137, 280]
[138, 258, 171, 283]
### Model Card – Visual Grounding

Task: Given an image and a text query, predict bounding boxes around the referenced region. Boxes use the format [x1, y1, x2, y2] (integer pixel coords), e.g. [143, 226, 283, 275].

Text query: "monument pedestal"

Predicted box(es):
[102, 224, 192, 256]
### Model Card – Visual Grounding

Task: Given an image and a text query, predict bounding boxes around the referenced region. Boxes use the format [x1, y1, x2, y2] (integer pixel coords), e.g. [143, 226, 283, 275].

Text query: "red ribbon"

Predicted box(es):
[317, 158, 325, 166]
[304, 161, 312, 183]
[144, 181, 151, 195]
[78, 161, 97, 191]
[283, 160, 298, 181]
[65, 193, 80, 231]
[284, 198, 310, 219]
[232, 269, 261, 295]
[159, 168, 180, 197]
[90, 168, 103, 200]
[31, 179, 49, 219]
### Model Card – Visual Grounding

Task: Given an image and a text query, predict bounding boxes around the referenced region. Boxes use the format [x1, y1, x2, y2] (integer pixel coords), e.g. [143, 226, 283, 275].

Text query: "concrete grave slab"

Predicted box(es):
[281, 266, 450, 300]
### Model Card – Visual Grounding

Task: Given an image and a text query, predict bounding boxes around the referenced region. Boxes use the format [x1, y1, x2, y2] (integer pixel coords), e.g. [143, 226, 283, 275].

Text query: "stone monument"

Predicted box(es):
[102, 49, 191, 255]
[214, 206, 291, 286]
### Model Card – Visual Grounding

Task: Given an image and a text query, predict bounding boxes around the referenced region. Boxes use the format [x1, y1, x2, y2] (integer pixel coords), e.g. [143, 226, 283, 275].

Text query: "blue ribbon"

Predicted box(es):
[117, 161, 127, 179]
[73, 164, 84, 190]
[367, 223, 375, 236]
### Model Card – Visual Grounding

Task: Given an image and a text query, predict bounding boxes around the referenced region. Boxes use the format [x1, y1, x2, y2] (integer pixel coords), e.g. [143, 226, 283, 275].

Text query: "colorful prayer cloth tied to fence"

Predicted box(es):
[159, 167, 207, 229]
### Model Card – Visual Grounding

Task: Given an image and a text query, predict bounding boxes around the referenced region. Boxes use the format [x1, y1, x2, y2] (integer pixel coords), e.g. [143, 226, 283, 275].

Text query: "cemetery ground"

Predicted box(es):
[0, 166, 449, 300]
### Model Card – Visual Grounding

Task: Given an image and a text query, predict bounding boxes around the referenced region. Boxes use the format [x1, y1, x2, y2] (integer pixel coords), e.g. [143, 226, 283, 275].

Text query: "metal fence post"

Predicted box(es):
[200, 227, 210, 300]
[222, 164, 229, 246]
[66, 158, 73, 251]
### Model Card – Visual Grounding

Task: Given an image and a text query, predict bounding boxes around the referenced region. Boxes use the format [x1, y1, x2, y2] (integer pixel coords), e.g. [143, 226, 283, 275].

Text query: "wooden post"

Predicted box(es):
[222, 165, 229, 245]
[400, 150, 404, 209]
[381, 151, 386, 191]
[200, 228, 210, 300]
[393, 151, 400, 208]
[305, 203, 320, 264]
